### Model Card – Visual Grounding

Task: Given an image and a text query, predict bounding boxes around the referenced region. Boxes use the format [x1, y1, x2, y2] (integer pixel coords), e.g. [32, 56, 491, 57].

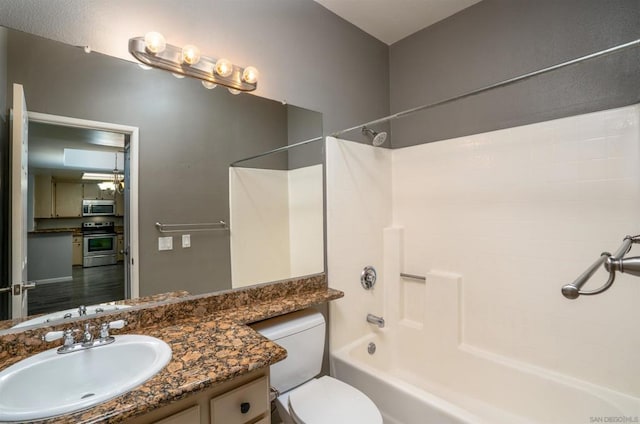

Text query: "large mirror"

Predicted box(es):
[0, 26, 324, 332]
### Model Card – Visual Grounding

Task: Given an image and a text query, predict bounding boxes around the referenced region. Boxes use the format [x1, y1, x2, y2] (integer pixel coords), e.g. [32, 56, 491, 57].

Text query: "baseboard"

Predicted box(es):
[34, 276, 73, 285]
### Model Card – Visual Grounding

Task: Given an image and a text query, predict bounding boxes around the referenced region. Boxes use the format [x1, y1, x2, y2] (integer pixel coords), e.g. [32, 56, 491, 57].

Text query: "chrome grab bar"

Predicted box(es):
[562, 235, 640, 299]
[400, 273, 426, 281]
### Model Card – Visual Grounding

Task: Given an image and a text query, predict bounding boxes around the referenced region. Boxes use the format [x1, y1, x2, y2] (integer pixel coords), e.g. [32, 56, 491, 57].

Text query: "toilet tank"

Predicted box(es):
[251, 309, 325, 394]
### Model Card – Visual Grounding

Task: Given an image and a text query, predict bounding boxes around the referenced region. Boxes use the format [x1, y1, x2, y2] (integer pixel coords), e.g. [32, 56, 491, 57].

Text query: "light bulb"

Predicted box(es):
[242, 66, 259, 84]
[138, 63, 152, 70]
[181, 44, 201, 65]
[228, 88, 241, 95]
[172, 73, 185, 79]
[215, 58, 233, 77]
[202, 81, 217, 89]
[144, 32, 166, 54]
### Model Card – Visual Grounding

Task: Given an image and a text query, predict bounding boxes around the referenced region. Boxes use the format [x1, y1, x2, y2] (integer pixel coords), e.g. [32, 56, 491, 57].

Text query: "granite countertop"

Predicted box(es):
[37, 318, 287, 424]
[0, 275, 343, 423]
[28, 228, 82, 235]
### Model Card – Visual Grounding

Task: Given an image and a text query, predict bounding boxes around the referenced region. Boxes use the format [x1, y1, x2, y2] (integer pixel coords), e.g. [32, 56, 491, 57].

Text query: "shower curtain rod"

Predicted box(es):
[332, 37, 640, 138]
[230, 38, 639, 166]
[230, 136, 324, 167]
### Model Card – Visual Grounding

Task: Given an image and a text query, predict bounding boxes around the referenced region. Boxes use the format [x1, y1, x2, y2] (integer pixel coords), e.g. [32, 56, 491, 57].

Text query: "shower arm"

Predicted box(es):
[562, 236, 640, 299]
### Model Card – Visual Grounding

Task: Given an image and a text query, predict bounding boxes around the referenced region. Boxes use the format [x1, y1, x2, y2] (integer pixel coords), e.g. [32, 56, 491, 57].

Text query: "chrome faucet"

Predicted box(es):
[78, 305, 87, 316]
[42, 320, 127, 354]
[82, 323, 94, 345]
[366, 314, 385, 328]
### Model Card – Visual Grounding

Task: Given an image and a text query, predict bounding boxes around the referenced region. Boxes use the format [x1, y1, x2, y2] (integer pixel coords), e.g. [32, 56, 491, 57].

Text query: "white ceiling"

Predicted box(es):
[314, 0, 481, 45]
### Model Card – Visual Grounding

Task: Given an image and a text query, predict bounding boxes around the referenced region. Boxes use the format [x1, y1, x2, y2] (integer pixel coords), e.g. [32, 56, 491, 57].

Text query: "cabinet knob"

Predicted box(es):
[240, 402, 250, 414]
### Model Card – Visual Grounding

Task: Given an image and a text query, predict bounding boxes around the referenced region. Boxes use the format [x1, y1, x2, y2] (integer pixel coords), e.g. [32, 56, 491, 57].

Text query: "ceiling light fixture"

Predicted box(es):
[82, 172, 120, 181]
[129, 32, 258, 93]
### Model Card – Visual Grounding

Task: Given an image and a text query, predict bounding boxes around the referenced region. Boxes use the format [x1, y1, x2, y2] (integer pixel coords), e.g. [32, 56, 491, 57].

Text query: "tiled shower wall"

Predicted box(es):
[328, 104, 640, 396]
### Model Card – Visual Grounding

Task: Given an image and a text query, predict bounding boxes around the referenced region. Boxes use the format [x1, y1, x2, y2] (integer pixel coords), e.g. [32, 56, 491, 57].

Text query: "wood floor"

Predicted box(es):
[28, 263, 125, 315]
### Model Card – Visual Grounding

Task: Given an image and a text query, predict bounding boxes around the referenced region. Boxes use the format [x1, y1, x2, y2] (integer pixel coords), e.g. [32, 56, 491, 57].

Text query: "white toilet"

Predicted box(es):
[251, 309, 382, 424]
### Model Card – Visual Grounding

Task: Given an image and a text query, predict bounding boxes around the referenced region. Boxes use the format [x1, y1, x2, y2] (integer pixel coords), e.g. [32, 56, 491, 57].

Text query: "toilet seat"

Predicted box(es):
[287, 376, 382, 424]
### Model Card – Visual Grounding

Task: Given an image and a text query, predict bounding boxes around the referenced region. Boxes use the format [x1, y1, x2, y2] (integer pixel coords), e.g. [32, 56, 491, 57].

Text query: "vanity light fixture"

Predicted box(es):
[129, 32, 259, 93]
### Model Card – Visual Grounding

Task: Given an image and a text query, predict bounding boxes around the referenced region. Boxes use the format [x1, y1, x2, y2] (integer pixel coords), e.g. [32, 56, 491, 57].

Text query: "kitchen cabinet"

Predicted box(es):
[127, 370, 270, 424]
[115, 190, 125, 216]
[54, 182, 82, 217]
[83, 183, 115, 200]
[117, 234, 124, 262]
[72, 236, 83, 266]
[34, 175, 54, 218]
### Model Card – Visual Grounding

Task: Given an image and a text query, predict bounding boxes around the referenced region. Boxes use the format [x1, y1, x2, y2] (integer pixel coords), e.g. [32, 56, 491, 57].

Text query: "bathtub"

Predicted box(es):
[331, 332, 640, 424]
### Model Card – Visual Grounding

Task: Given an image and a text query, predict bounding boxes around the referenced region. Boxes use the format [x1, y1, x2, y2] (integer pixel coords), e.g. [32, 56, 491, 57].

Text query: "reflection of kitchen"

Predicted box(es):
[26, 122, 127, 315]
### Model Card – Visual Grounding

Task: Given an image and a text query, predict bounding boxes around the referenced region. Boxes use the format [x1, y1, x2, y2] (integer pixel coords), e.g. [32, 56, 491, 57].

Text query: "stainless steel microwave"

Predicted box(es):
[82, 199, 116, 216]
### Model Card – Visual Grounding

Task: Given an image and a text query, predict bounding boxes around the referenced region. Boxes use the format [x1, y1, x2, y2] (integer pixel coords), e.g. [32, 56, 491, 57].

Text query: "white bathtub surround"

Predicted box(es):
[326, 137, 392, 350]
[229, 164, 324, 287]
[326, 105, 640, 423]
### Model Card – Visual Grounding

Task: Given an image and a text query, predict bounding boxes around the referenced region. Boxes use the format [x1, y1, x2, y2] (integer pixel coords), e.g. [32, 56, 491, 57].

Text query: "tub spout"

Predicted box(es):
[366, 314, 385, 328]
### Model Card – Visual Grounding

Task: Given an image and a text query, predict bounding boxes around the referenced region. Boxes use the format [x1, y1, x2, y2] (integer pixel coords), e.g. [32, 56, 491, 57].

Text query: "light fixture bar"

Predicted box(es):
[82, 172, 123, 181]
[128, 37, 258, 92]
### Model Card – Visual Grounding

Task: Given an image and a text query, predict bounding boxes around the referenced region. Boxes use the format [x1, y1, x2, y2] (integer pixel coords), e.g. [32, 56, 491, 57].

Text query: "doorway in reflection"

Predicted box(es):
[26, 119, 131, 316]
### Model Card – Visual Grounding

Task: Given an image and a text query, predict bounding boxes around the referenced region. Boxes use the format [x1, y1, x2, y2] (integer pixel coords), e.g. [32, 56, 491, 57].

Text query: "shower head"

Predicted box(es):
[361, 126, 387, 147]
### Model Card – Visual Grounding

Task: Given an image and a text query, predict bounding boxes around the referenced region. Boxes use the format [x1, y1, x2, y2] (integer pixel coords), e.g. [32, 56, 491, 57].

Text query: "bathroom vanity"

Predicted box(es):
[128, 371, 270, 424]
[0, 274, 342, 423]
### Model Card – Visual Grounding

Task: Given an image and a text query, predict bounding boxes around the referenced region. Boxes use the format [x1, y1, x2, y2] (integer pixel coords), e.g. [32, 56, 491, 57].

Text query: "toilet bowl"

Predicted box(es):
[251, 309, 382, 424]
[277, 376, 382, 424]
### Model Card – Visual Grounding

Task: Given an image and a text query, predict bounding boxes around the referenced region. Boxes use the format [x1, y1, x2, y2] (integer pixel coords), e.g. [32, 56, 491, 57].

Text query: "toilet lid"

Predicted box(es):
[288, 376, 382, 424]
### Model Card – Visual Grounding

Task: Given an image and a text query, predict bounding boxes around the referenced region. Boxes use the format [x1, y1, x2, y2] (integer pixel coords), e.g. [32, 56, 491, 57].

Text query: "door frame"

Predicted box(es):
[27, 111, 140, 298]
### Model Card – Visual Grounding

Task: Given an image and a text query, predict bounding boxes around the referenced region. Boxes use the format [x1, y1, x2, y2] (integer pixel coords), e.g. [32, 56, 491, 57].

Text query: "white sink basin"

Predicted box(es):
[12, 303, 132, 329]
[0, 334, 172, 422]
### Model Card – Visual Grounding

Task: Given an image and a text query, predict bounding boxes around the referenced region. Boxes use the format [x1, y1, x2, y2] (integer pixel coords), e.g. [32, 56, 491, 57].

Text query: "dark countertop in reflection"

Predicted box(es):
[0, 291, 191, 331]
[28, 228, 82, 235]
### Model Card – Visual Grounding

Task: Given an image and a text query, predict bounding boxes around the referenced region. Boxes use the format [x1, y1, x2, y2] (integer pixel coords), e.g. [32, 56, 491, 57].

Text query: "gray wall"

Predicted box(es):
[0, 0, 390, 136]
[390, 0, 640, 147]
[287, 105, 324, 170]
[0, 26, 8, 319]
[7, 29, 292, 296]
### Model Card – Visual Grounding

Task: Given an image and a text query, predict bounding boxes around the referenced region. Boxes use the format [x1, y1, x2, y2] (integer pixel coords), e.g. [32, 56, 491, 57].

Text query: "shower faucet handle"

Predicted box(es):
[361, 266, 377, 290]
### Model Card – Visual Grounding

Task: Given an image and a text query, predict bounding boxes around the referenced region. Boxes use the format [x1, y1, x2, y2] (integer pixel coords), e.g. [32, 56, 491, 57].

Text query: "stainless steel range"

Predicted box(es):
[82, 222, 117, 268]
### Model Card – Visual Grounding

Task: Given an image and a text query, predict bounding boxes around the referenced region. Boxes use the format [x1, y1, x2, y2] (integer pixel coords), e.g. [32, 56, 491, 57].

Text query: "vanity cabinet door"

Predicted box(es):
[151, 405, 200, 424]
[210, 376, 269, 424]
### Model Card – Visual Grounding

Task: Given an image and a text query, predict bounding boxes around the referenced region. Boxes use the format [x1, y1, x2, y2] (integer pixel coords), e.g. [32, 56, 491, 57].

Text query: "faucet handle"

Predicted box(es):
[99, 320, 128, 339]
[42, 328, 78, 345]
[108, 319, 127, 330]
[42, 330, 64, 342]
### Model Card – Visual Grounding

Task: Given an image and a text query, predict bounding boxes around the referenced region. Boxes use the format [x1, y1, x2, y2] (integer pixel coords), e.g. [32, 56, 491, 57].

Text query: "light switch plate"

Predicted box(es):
[158, 236, 173, 251]
[182, 234, 191, 248]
